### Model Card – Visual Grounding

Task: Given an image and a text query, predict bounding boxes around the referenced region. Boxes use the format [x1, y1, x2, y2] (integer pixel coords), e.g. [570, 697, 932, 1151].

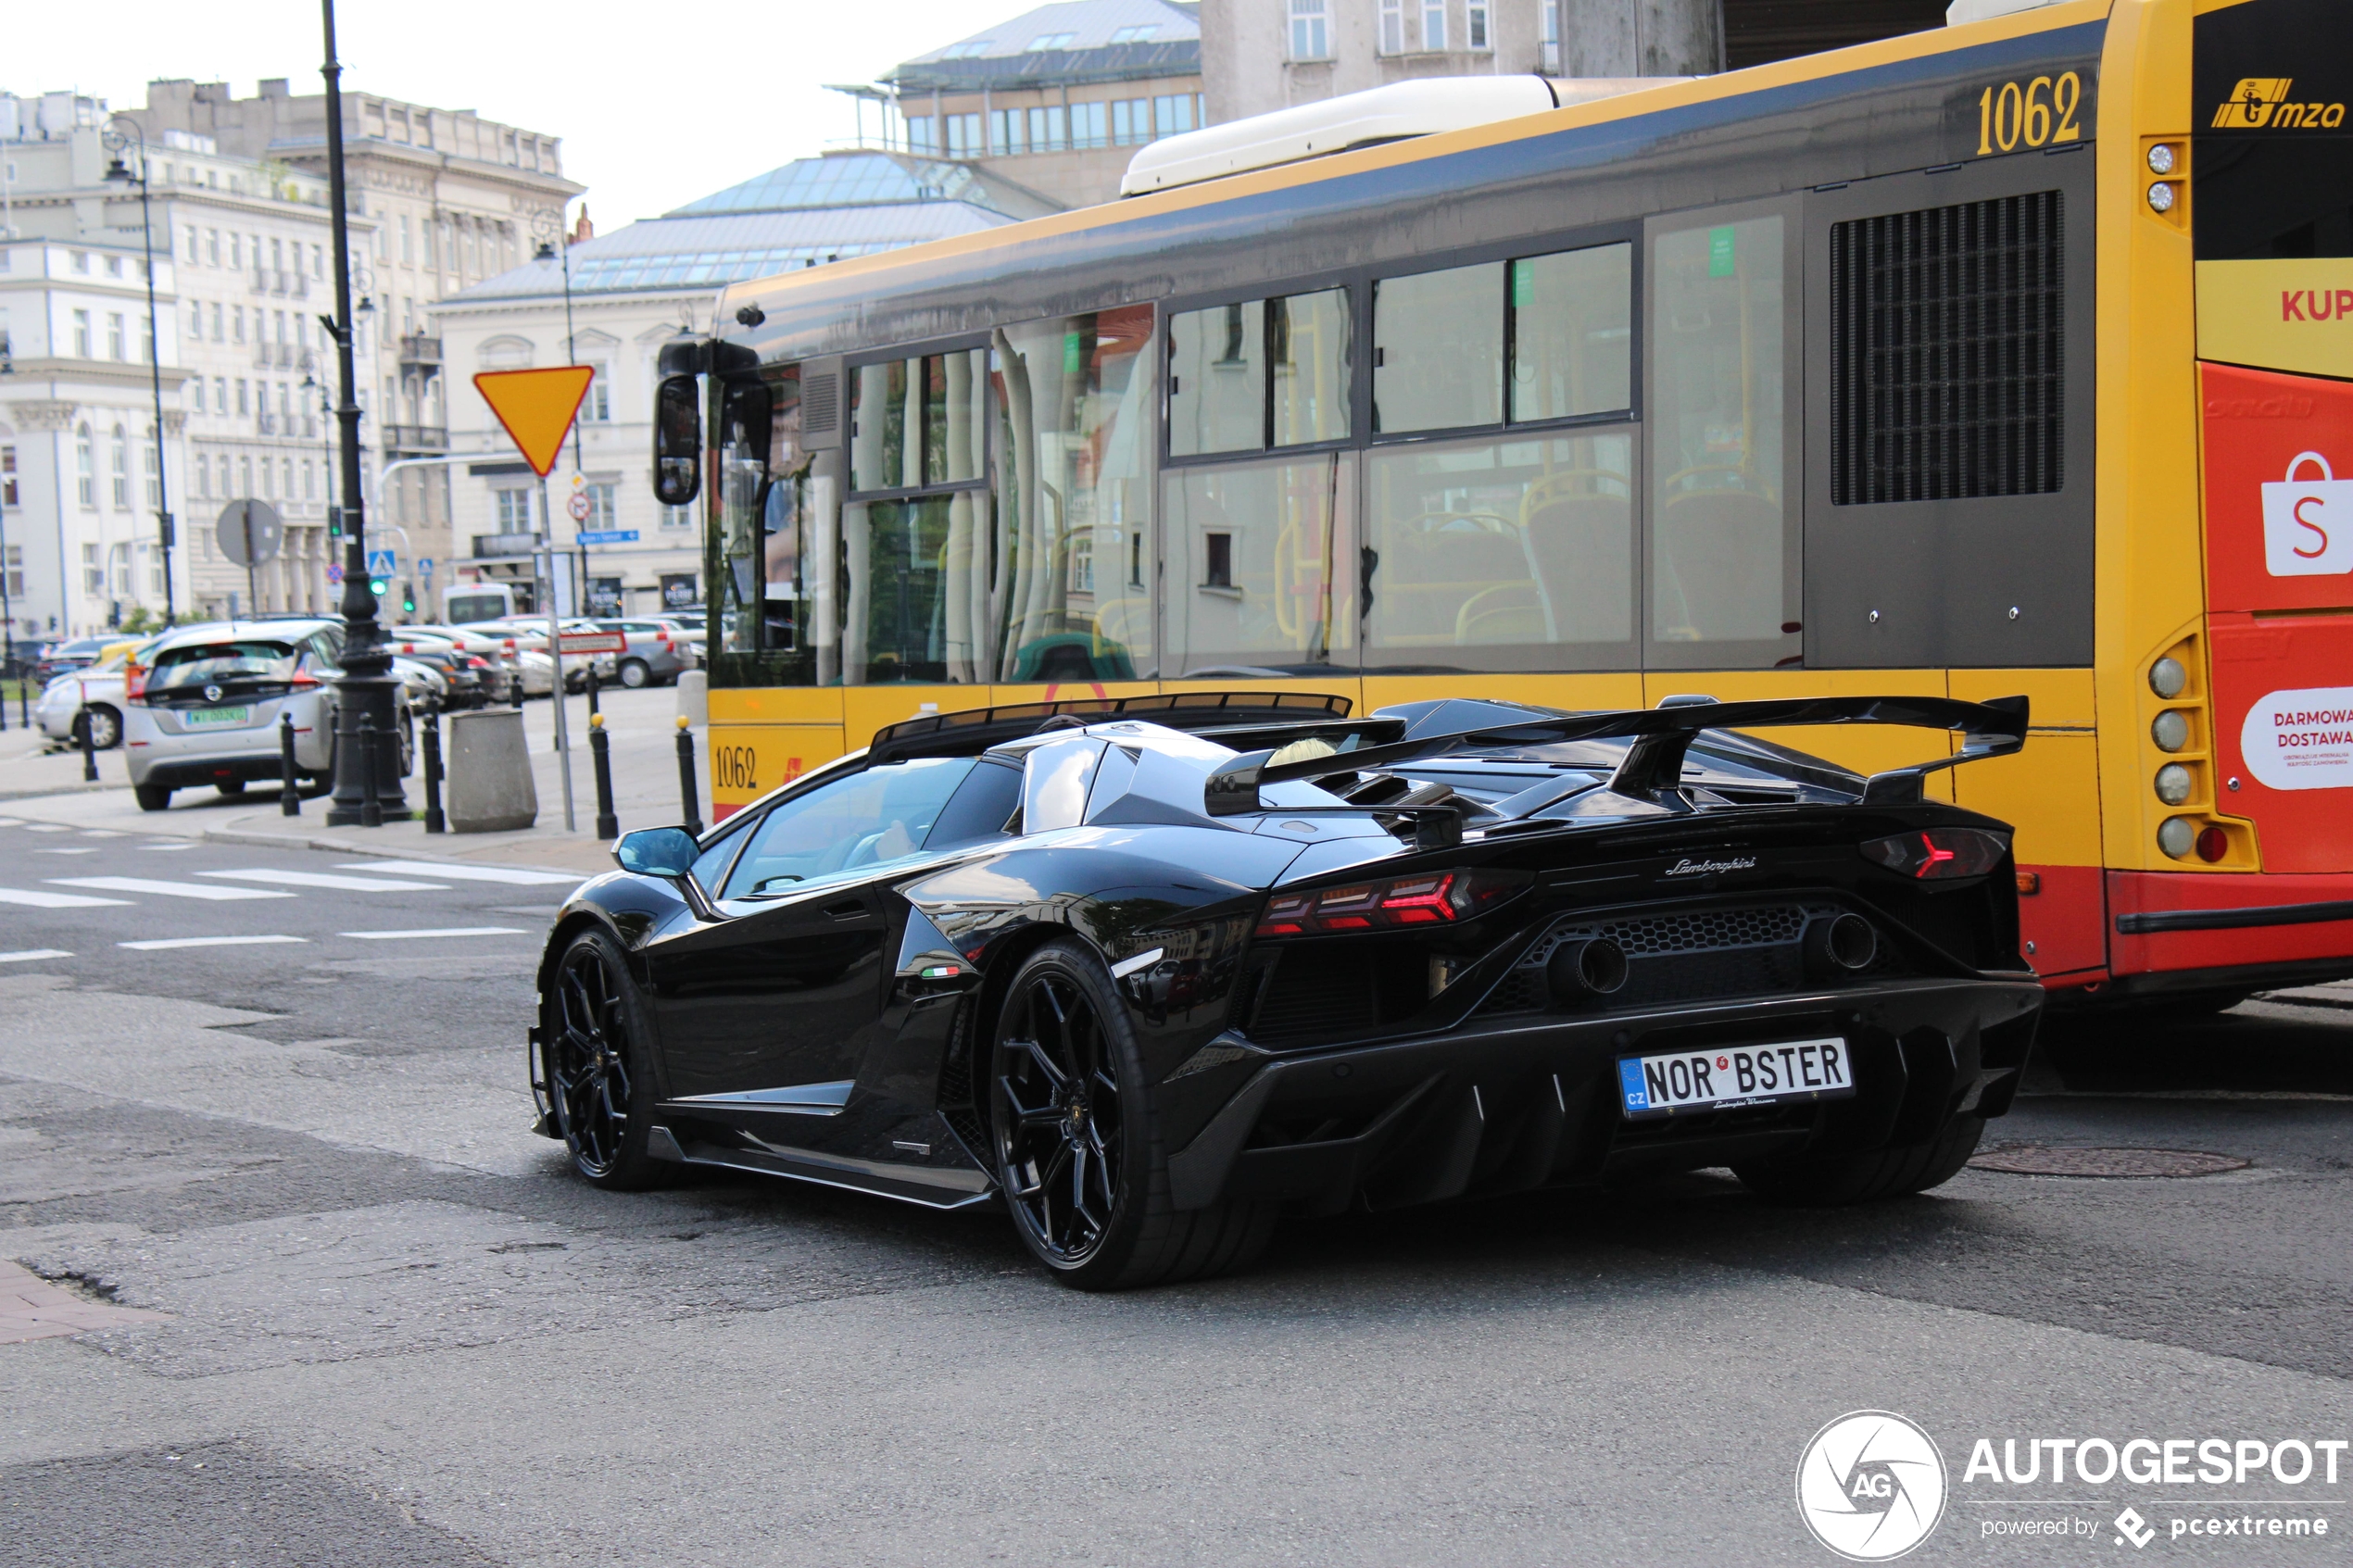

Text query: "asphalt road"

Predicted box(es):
[2, 821, 2349, 1566]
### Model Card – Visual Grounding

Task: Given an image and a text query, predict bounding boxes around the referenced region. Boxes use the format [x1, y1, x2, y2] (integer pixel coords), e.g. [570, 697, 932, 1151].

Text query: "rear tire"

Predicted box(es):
[133, 784, 171, 812]
[217, 779, 246, 797]
[542, 928, 673, 1191]
[82, 704, 122, 750]
[1733, 1115, 1986, 1207]
[989, 938, 1277, 1290]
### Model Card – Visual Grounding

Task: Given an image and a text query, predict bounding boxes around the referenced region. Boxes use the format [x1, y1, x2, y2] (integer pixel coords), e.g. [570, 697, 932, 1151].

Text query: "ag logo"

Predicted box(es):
[1796, 1411, 1947, 1562]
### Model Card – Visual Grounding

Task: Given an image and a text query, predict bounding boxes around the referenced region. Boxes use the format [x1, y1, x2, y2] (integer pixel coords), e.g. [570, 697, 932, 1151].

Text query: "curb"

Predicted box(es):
[199, 818, 611, 874]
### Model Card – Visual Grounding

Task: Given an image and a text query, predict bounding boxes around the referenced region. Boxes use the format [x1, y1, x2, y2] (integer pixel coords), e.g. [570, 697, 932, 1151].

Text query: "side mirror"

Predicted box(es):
[614, 825, 700, 878]
[652, 375, 701, 508]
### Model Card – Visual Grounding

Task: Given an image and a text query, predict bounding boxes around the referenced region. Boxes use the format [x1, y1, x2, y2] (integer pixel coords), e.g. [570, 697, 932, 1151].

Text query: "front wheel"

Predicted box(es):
[82, 705, 122, 750]
[542, 929, 673, 1190]
[1733, 1115, 1986, 1207]
[989, 939, 1276, 1290]
[618, 658, 651, 689]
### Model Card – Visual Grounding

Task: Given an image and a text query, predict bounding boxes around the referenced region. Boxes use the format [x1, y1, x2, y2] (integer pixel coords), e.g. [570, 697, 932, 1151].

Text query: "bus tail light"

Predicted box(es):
[1861, 827, 2009, 880]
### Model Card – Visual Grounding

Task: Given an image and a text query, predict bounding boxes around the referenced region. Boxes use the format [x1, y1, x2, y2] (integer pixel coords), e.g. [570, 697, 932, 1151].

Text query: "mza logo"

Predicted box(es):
[2213, 77, 2347, 130]
[1797, 1411, 1948, 1562]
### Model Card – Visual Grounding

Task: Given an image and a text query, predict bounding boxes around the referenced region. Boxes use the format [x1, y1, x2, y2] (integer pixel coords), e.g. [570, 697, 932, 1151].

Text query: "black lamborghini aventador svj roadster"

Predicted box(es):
[529, 691, 2044, 1290]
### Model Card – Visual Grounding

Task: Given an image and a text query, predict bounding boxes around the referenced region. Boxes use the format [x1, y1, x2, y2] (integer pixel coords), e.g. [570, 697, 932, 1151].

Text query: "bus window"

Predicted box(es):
[1648, 212, 1795, 660]
[1508, 242, 1633, 423]
[1271, 289, 1352, 447]
[1364, 433, 1632, 671]
[1164, 451, 1354, 675]
[992, 307, 1155, 683]
[716, 370, 791, 658]
[1373, 260, 1505, 433]
[1169, 302, 1266, 457]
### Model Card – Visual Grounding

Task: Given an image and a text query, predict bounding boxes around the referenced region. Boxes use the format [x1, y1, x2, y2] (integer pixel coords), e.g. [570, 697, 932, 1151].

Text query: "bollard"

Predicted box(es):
[279, 712, 302, 816]
[585, 663, 600, 721]
[589, 712, 619, 841]
[674, 715, 703, 836]
[79, 707, 99, 783]
[422, 712, 447, 834]
[359, 715, 384, 828]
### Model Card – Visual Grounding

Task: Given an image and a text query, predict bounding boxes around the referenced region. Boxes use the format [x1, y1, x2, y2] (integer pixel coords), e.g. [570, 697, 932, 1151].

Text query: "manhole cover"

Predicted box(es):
[1969, 1146, 2251, 1179]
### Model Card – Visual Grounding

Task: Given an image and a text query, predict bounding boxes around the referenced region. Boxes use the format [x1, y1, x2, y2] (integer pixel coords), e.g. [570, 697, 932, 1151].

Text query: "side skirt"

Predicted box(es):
[646, 1123, 1000, 1212]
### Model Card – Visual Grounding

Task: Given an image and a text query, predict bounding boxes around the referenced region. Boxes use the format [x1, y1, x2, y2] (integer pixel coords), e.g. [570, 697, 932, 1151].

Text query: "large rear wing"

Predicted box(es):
[1205, 694, 2030, 818]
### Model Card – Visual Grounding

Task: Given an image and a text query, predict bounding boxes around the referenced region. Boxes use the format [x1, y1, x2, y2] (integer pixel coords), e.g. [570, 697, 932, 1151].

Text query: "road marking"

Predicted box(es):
[0, 818, 20, 827]
[79, 830, 124, 838]
[339, 926, 527, 941]
[47, 876, 294, 901]
[0, 949, 74, 963]
[136, 842, 194, 851]
[0, 888, 134, 908]
[341, 860, 584, 886]
[34, 848, 99, 856]
[19, 824, 69, 834]
[119, 935, 309, 951]
[201, 868, 450, 892]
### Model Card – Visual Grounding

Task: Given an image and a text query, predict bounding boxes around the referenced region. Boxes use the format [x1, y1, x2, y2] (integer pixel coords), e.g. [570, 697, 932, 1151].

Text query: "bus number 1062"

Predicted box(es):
[1977, 71, 2084, 155]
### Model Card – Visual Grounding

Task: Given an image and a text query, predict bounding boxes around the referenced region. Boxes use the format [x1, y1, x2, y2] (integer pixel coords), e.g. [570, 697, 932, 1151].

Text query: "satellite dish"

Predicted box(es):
[217, 499, 284, 569]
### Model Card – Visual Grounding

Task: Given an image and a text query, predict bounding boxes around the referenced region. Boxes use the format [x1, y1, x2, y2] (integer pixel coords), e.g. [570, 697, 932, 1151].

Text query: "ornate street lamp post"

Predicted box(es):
[319, 0, 407, 822]
[101, 116, 175, 624]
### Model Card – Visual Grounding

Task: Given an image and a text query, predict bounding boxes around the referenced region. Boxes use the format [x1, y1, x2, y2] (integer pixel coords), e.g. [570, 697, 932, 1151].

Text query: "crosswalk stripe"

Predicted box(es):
[79, 831, 124, 839]
[137, 843, 194, 851]
[0, 949, 74, 963]
[341, 860, 584, 886]
[0, 888, 133, 909]
[46, 876, 294, 901]
[201, 869, 449, 892]
[119, 935, 309, 951]
[20, 824, 69, 834]
[340, 926, 526, 941]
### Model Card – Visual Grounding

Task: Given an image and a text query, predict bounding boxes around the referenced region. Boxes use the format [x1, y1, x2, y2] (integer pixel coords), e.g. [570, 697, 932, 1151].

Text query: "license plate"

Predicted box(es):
[184, 707, 253, 727]
[1617, 1037, 1855, 1120]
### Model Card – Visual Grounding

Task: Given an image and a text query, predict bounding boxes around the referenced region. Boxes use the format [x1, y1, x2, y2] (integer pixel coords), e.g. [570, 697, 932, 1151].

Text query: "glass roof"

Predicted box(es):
[671, 153, 987, 216]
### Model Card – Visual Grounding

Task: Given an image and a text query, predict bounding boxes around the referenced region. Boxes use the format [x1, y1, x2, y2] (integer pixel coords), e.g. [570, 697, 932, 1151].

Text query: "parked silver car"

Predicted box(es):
[592, 618, 691, 687]
[121, 620, 409, 811]
[35, 644, 142, 750]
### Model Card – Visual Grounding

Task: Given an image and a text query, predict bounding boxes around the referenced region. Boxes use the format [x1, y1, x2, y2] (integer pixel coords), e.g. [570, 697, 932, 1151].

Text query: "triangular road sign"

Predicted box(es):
[474, 366, 596, 477]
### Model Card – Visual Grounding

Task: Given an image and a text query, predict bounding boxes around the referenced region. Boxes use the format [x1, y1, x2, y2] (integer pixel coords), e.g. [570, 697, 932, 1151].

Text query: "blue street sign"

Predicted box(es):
[418, 558, 435, 578]
[576, 530, 640, 546]
[365, 547, 398, 576]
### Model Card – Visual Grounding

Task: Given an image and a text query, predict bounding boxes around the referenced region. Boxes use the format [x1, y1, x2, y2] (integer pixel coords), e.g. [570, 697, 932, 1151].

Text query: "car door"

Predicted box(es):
[638, 756, 983, 1126]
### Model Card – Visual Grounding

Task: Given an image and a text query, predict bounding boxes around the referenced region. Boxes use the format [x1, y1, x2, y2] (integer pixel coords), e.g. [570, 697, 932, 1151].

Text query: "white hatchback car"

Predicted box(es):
[122, 621, 409, 811]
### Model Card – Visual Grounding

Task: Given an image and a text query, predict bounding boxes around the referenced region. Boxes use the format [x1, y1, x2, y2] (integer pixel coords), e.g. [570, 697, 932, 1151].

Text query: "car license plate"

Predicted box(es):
[1617, 1037, 1855, 1120]
[184, 706, 253, 727]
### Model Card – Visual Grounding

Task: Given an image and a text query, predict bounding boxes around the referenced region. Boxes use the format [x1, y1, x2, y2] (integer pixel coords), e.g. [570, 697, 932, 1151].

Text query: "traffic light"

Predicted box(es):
[326, 506, 342, 541]
[400, 580, 416, 615]
[368, 571, 390, 599]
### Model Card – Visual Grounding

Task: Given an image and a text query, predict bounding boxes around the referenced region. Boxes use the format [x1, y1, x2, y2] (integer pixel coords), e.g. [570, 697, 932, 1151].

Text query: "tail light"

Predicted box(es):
[1256, 870, 1527, 937]
[290, 664, 321, 689]
[124, 661, 147, 703]
[1861, 827, 2009, 880]
[467, 655, 491, 670]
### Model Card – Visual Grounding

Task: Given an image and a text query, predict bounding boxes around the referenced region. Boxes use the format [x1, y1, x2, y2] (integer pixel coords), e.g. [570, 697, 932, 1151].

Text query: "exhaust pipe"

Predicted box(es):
[1805, 912, 1878, 979]
[1546, 937, 1629, 1006]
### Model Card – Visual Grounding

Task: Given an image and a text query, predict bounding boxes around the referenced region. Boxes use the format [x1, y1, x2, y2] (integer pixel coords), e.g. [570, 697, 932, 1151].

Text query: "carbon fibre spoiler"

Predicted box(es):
[1203, 694, 2030, 818]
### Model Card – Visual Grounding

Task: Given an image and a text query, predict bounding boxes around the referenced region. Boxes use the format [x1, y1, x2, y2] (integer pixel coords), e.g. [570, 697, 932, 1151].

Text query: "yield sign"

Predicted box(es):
[474, 366, 595, 478]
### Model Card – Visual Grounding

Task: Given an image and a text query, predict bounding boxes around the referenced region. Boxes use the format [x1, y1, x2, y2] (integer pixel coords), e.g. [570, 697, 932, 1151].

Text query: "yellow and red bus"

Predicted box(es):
[658, 0, 2353, 1006]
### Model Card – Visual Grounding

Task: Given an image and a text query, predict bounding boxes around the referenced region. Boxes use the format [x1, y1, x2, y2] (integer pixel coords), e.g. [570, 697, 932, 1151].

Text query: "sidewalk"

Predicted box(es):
[0, 685, 709, 877]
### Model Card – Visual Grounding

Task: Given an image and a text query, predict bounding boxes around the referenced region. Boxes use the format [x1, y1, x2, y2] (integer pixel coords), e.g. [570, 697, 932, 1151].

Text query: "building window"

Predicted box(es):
[1, 445, 16, 508]
[140, 315, 152, 362]
[71, 251, 89, 273]
[76, 426, 94, 508]
[207, 229, 220, 266]
[145, 428, 161, 508]
[209, 302, 222, 342]
[233, 305, 246, 345]
[907, 115, 937, 154]
[1112, 99, 1152, 145]
[1468, 0, 1489, 49]
[661, 503, 694, 530]
[1202, 531, 1233, 589]
[1290, 0, 1330, 60]
[1153, 94, 1199, 136]
[990, 109, 1027, 156]
[399, 214, 413, 264]
[303, 459, 316, 500]
[229, 233, 242, 270]
[111, 426, 130, 509]
[585, 482, 617, 529]
[195, 453, 211, 498]
[585, 367, 610, 422]
[1071, 102, 1108, 149]
[3, 544, 20, 601]
[1422, 0, 1447, 51]
[495, 488, 533, 532]
[946, 112, 981, 157]
[83, 543, 102, 596]
[1025, 31, 1076, 50]
[73, 309, 91, 358]
[213, 376, 226, 410]
[187, 300, 204, 340]
[240, 455, 254, 497]
[237, 380, 251, 416]
[1110, 24, 1158, 42]
[1541, 0, 1562, 71]
[108, 313, 127, 359]
[191, 378, 207, 413]
[1027, 105, 1069, 152]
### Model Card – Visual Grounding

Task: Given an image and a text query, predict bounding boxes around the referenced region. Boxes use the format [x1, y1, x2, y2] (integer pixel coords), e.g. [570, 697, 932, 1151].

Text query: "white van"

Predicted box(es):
[444, 583, 519, 625]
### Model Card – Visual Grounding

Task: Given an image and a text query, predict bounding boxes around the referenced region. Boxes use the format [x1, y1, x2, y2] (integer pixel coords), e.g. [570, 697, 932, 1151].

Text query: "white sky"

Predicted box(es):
[8, 0, 990, 231]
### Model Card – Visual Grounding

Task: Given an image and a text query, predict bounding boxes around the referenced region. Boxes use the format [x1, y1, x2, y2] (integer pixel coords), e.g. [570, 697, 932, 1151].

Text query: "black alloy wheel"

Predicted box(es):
[546, 931, 668, 1189]
[995, 964, 1124, 1268]
[988, 940, 1279, 1290]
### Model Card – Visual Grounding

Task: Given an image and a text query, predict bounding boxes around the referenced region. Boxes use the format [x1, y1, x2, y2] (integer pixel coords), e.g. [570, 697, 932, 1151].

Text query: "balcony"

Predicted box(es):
[249, 268, 311, 299]
[398, 334, 443, 368]
[257, 410, 280, 435]
[383, 423, 448, 454]
[253, 342, 296, 370]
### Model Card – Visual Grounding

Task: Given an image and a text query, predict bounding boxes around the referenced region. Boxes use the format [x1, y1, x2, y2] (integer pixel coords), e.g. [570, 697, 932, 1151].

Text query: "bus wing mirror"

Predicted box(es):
[652, 374, 701, 507]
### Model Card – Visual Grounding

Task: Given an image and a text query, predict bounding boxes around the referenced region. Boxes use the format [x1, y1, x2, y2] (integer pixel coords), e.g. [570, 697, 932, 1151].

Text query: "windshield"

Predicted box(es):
[147, 640, 298, 692]
[721, 758, 977, 899]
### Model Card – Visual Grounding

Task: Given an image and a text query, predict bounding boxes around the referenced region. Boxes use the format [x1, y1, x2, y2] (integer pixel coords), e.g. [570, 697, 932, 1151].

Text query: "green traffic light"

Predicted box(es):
[369, 577, 389, 596]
